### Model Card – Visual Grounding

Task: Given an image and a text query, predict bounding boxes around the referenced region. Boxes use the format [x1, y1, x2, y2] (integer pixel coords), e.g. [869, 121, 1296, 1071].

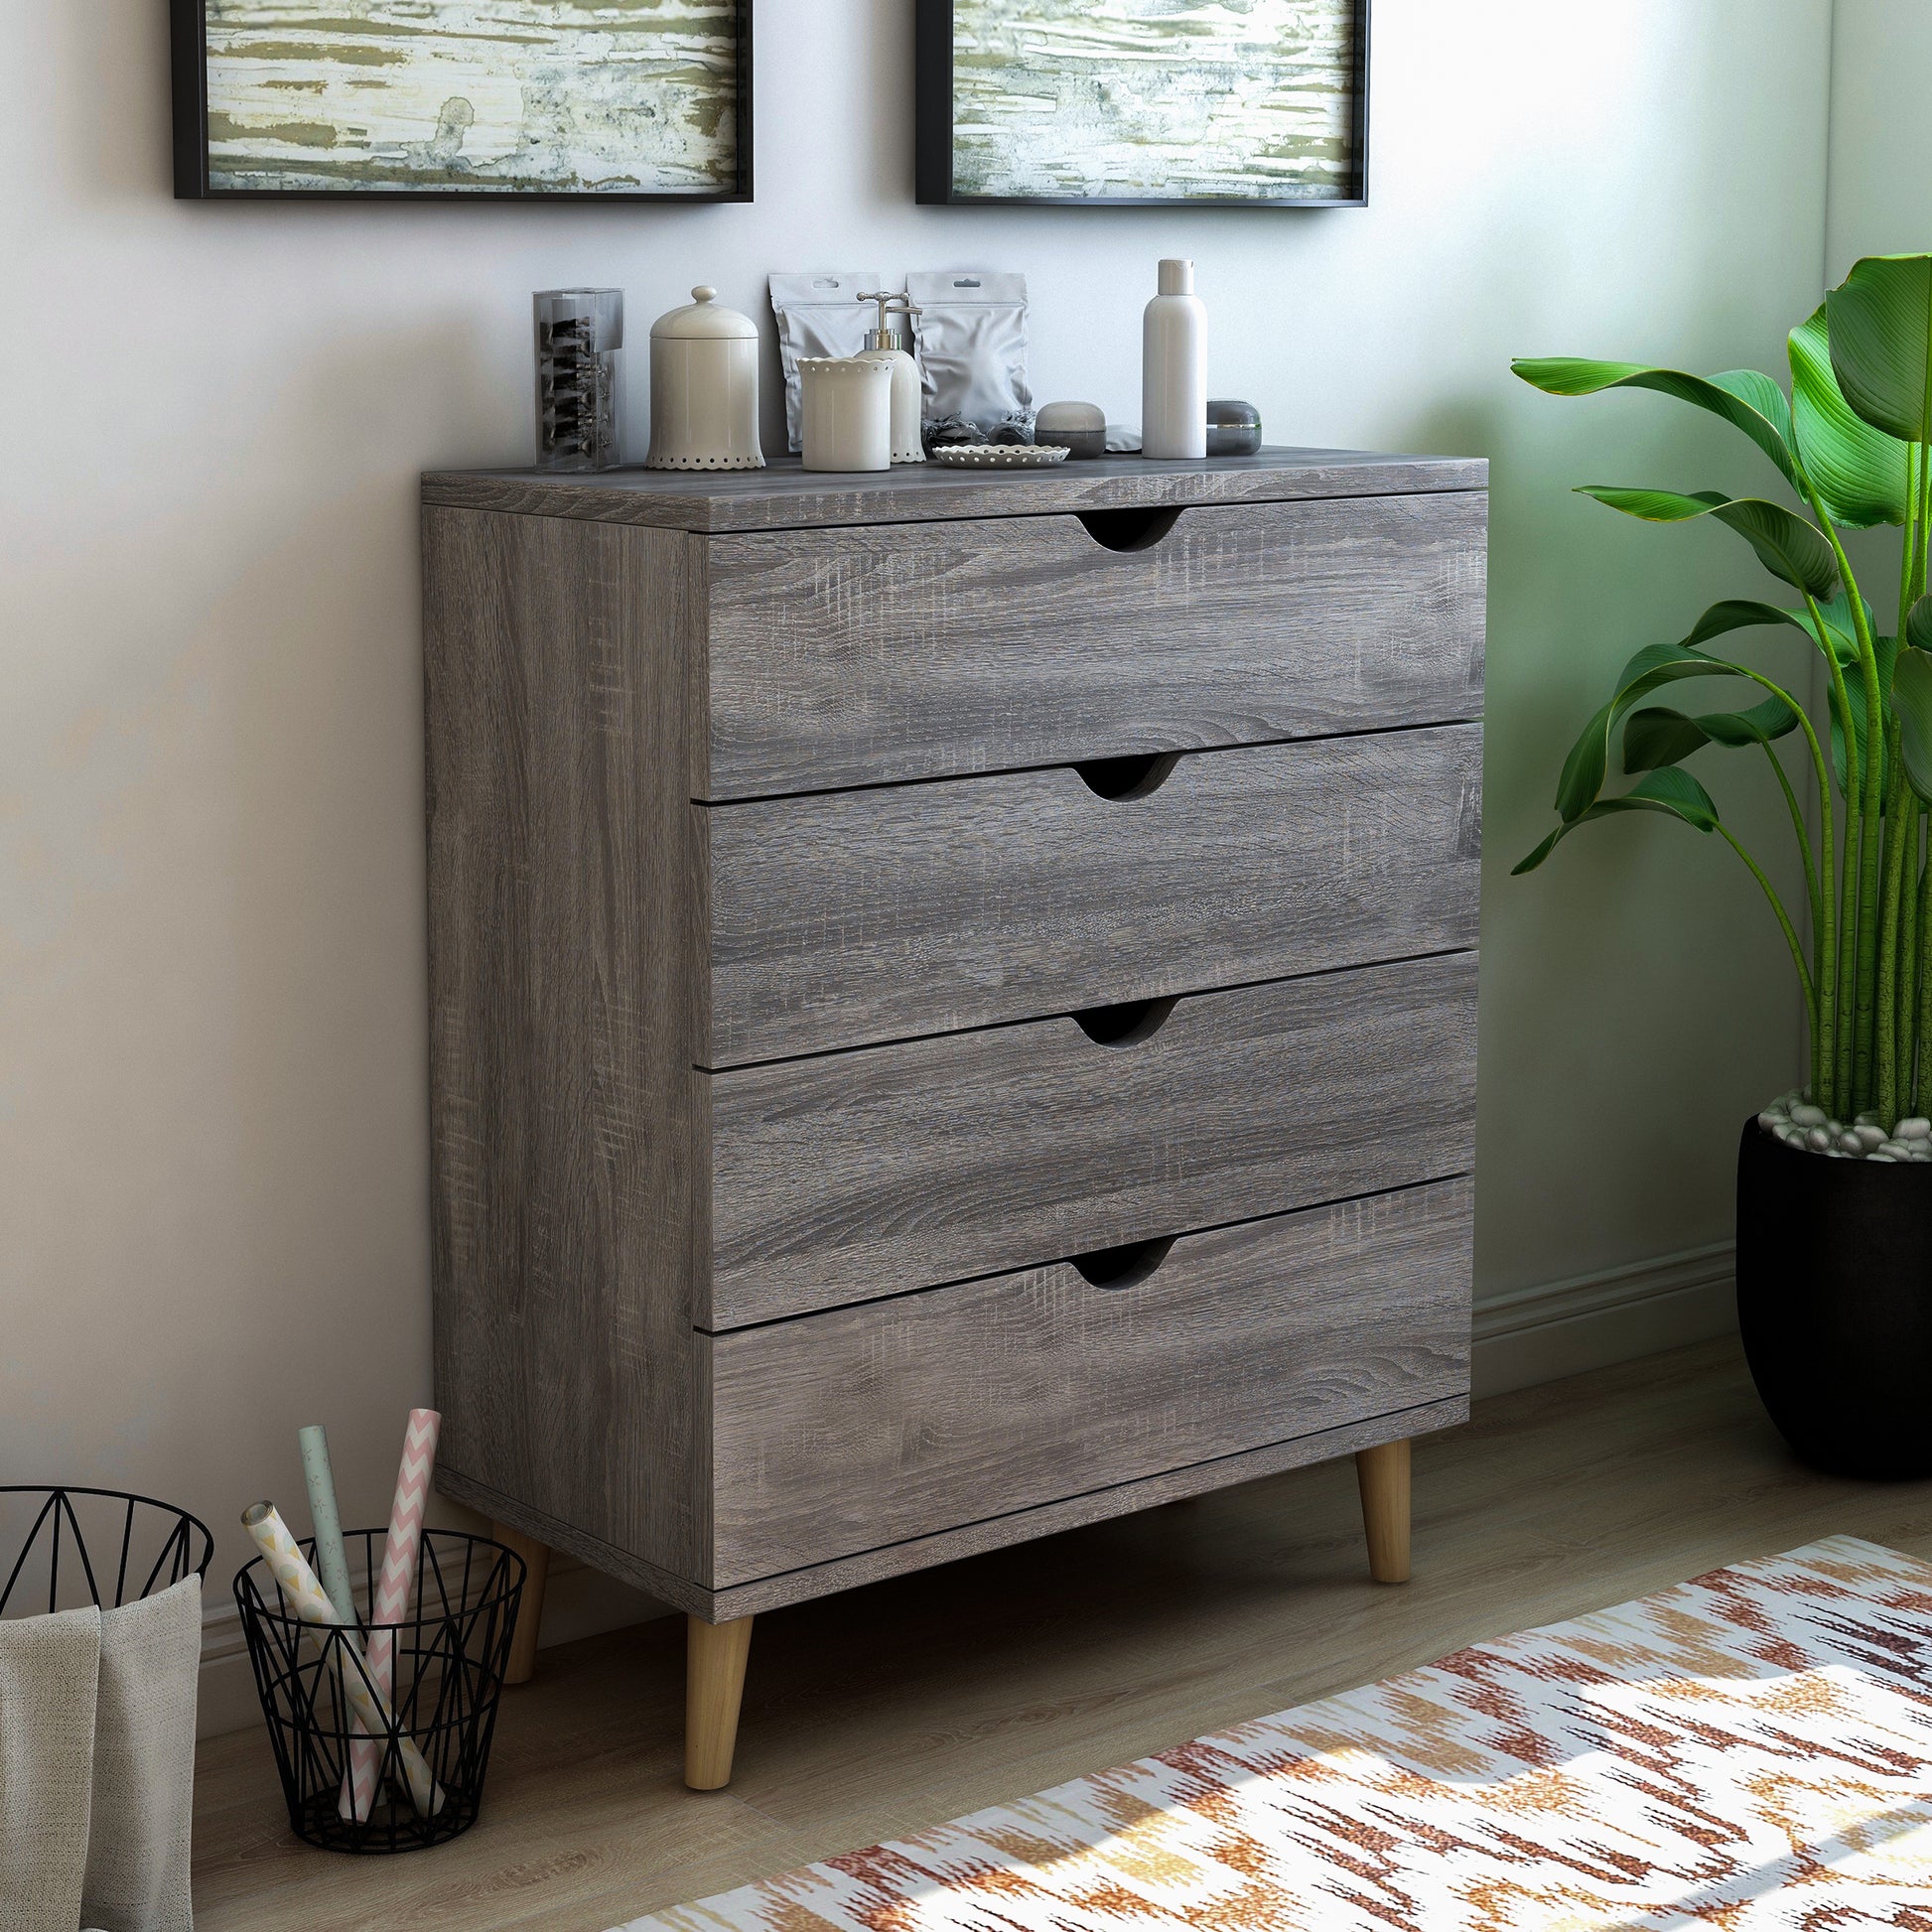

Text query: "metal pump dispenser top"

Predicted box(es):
[858, 290, 919, 354]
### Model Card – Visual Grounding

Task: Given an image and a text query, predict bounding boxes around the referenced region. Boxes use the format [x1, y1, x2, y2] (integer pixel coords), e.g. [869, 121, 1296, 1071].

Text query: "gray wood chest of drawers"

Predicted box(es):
[420, 448, 1486, 1784]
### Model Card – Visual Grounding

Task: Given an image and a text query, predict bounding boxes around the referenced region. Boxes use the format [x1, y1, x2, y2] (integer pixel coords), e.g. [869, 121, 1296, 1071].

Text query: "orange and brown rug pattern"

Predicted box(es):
[621, 1537, 1932, 1931]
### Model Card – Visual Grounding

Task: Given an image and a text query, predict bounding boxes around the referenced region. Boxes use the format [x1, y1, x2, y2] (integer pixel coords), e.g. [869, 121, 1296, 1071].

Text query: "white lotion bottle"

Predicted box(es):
[855, 291, 926, 463]
[1142, 259, 1206, 460]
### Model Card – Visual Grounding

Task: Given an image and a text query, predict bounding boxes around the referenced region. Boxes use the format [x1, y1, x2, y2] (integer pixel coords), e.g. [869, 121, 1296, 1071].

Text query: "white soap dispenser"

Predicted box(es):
[1142, 259, 1207, 460]
[856, 291, 926, 464]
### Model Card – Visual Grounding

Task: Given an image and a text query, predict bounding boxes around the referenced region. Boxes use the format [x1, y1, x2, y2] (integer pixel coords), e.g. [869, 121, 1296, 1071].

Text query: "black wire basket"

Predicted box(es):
[0, 1485, 212, 1616]
[234, 1527, 524, 1853]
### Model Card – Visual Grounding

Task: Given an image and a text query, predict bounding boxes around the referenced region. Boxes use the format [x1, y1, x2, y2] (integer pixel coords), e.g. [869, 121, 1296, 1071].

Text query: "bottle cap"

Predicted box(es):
[1157, 259, 1194, 296]
[858, 291, 918, 354]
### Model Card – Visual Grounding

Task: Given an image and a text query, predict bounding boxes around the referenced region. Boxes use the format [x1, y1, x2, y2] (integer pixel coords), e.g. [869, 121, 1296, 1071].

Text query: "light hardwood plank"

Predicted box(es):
[195, 1338, 1932, 1931]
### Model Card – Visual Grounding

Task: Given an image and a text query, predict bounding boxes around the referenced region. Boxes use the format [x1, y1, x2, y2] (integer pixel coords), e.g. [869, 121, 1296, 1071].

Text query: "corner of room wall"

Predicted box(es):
[0, 1, 1856, 1726]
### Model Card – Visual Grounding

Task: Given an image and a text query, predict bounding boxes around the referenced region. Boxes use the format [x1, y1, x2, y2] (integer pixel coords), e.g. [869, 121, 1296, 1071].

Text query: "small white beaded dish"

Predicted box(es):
[930, 443, 1070, 468]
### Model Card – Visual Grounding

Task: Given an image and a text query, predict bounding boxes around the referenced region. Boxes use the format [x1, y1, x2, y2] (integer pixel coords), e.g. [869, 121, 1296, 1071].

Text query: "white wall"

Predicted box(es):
[1828, 0, 1932, 276]
[2, 1, 1830, 1708]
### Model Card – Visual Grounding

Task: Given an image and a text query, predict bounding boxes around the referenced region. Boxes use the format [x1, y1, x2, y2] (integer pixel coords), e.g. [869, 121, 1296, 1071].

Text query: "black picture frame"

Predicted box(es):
[915, 0, 1369, 210]
[171, 0, 754, 203]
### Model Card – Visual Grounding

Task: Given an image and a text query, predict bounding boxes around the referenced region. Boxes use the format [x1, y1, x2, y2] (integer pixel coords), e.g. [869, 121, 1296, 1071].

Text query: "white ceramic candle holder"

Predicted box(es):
[799, 357, 894, 473]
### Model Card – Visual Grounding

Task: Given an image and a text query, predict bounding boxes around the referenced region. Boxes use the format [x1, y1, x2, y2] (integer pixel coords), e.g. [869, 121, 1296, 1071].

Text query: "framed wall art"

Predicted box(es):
[915, 0, 1368, 209]
[171, 1, 752, 202]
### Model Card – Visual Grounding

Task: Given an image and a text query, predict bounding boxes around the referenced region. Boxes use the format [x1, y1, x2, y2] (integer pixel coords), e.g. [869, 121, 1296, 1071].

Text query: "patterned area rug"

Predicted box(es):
[619, 1537, 1932, 1931]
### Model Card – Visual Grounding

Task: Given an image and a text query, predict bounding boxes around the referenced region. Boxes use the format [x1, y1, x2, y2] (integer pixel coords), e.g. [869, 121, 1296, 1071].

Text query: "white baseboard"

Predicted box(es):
[196, 1242, 1738, 1735]
[1471, 1240, 1736, 1397]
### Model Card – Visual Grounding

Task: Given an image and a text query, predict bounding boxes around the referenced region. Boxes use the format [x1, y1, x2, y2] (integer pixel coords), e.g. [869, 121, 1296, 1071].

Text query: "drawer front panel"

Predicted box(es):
[709, 1178, 1472, 1585]
[707, 951, 1477, 1328]
[701, 492, 1487, 798]
[707, 726, 1482, 1065]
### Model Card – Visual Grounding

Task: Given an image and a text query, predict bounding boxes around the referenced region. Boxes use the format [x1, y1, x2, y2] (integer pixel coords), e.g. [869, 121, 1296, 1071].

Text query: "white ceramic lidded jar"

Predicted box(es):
[644, 286, 765, 471]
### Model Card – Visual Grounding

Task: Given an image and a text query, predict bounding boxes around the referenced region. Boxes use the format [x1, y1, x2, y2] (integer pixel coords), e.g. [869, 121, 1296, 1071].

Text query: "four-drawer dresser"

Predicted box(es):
[420, 448, 1487, 1790]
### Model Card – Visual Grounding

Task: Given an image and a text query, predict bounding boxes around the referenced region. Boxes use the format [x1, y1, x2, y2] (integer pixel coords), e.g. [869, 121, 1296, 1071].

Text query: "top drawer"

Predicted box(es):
[698, 491, 1486, 799]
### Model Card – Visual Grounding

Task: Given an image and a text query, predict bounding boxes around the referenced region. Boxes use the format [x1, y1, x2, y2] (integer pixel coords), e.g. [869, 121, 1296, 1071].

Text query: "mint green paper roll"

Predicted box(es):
[298, 1424, 356, 1625]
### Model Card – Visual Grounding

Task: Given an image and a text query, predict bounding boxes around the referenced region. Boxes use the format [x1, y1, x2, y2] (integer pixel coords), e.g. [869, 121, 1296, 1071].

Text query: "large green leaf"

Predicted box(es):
[1907, 594, 1932, 654]
[1826, 254, 1932, 445]
[1891, 646, 1932, 801]
[1578, 486, 1840, 599]
[1511, 357, 1799, 488]
[1551, 638, 1777, 823]
[1789, 306, 1909, 527]
[1622, 694, 1799, 772]
[1666, 591, 1870, 670]
[1514, 767, 1721, 876]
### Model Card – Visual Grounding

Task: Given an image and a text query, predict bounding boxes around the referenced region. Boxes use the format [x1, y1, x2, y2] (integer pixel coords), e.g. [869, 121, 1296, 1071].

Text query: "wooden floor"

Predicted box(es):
[192, 1336, 1932, 1931]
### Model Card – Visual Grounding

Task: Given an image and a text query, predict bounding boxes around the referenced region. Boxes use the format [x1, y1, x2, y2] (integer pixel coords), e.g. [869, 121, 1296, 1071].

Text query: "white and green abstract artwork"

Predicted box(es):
[924, 0, 1365, 206]
[180, 1, 745, 198]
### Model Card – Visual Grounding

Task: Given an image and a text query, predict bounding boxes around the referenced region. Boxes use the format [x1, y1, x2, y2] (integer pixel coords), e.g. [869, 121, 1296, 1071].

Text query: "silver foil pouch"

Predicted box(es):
[907, 271, 1032, 438]
[768, 271, 881, 453]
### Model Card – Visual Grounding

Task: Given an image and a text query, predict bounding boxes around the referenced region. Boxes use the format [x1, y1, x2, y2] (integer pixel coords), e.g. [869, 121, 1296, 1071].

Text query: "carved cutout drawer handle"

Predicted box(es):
[1071, 1235, 1176, 1291]
[1070, 995, 1177, 1046]
[1074, 505, 1183, 552]
[1073, 751, 1179, 800]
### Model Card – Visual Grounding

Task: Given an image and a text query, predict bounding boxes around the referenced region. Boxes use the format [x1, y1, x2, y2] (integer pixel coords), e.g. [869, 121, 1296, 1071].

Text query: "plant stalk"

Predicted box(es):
[1718, 825, 1814, 1014]
[1803, 591, 1857, 1114]
[1903, 815, 1923, 1113]
[1917, 845, 1932, 1119]
[1874, 721, 1909, 1123]
[1810, 506, 1884, 1113]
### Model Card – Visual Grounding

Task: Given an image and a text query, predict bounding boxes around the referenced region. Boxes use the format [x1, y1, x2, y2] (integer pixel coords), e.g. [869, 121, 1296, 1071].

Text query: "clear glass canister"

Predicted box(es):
[533, 289, 622, 473]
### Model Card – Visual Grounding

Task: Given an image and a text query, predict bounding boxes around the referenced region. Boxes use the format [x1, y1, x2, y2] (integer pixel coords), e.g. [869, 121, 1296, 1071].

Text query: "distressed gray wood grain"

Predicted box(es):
[422, 447, 1488, 534]
[442, 1394, 1467, 1618]
[422, 458, 1488, 1619]
[710, 1179, 1473, 1585]
[707, 726, 1483, 1065]
[424, 505, 712, 1580]
[708, 951, 1478, 1327]
[700, 491, 1487, 797]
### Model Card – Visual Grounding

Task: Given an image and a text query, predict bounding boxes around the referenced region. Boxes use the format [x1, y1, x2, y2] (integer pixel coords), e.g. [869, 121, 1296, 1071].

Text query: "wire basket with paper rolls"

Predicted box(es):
[233, 1525, 524, 1853]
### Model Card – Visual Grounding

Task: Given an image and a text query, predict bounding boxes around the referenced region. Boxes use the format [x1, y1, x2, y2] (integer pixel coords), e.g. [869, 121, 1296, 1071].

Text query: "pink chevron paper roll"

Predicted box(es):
[343, 1408, 441, 1822]
[240, 1503, 444, 1817]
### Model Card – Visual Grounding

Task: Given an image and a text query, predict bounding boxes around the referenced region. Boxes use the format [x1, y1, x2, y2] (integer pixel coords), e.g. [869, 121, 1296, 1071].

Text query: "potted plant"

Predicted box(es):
[1516, 253, 1932, 1479]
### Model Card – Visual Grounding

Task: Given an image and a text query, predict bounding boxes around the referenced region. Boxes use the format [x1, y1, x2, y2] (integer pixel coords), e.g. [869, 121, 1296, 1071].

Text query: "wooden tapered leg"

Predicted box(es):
[489, 1521, 553, 1686]
[1354, 1439, 1412, 1585]
[685, 1613, 755, 1791]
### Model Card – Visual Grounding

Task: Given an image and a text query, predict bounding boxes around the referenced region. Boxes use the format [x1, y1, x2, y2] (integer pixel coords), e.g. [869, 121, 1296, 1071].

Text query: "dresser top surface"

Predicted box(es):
[422, 446, 1488, 534]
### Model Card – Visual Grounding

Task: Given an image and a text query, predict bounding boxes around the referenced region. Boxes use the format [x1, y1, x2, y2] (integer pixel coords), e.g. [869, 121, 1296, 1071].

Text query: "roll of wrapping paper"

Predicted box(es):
[239, 1503, 444, 1817]
[297, 1424, 356, 1626]
[343, 1408, 441, 1822]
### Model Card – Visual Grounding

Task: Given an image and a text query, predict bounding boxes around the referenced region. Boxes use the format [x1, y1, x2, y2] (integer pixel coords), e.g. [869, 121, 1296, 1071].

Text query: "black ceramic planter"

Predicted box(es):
[1736, 1118, 1932, 1478]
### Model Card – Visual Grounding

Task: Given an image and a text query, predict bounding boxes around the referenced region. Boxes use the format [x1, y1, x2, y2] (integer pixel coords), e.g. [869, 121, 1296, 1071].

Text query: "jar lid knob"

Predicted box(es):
[692, 285, 716, 303]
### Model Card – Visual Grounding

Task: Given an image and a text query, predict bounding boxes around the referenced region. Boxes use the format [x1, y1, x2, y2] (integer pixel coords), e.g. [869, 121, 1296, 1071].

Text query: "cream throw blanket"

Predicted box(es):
[0, 1576, 201, 1932]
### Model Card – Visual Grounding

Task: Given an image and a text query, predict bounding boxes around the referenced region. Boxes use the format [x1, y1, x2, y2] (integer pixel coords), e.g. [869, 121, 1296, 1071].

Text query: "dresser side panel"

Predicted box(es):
[424, 506, 708, 1581]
